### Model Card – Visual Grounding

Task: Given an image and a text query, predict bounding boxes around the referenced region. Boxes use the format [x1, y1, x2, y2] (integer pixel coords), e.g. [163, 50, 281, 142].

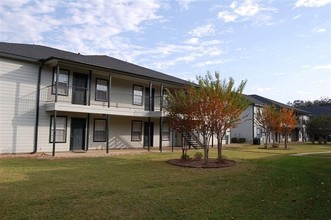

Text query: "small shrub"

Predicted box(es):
[193, 152, 203, 160]
[231, 138, 238, 143]
[238, 138, 246, 143]
[272, 143, 279, 148]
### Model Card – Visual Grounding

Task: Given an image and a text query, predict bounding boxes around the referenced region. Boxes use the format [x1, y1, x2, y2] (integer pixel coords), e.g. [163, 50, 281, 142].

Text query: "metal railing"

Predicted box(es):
[36, 85, 166, 111]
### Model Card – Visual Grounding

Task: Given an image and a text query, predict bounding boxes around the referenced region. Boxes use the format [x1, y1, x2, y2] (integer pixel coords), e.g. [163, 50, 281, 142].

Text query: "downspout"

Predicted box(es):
[32, 59, 45, 154]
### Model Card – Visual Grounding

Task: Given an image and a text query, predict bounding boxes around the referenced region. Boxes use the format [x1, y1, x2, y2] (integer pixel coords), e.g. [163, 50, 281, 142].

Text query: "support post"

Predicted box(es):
[148, 117, 151, 151]
[55, 64, 59, 103]
[88, 70, 92, 106]
[159, 117, 163, 152]
[108, 74, 111, 108]
[149, 82, 152, 111]
[106, 115, 109, 154]
[160, 83, 163, 111]
[52, 111, 57, 157]
[86, 113, 90, 151]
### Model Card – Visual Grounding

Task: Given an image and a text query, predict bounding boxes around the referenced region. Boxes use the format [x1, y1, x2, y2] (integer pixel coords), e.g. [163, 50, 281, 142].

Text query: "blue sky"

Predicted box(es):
[1, 0, 330, 103]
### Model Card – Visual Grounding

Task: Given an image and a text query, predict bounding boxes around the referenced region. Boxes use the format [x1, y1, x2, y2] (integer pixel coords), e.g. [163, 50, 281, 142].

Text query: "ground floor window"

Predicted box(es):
[94, 119, 107, 142]
[162, 120, 170, 141]
[131, 120, 142, 141]
[49, 116, 67, 143]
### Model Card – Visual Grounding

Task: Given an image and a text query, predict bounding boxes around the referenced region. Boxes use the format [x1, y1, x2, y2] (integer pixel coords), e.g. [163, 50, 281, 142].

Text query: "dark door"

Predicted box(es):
[144, 88, 155, 111]
[72, 73, 88, 105]
[70, 118, 86, 151]
[143, 122, 154, 147]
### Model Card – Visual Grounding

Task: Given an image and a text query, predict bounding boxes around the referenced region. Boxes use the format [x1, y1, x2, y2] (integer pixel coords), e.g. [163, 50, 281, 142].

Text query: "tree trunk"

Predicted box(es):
[203, 135, 209, 165]
[217, 134, 223, 161]
[284, 133, 288, 149]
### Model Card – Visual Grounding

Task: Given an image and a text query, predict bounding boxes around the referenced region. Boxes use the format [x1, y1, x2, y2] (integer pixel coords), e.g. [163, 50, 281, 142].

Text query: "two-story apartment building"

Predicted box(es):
[0, 42, 190, 154]
[231, 94, 310, 145]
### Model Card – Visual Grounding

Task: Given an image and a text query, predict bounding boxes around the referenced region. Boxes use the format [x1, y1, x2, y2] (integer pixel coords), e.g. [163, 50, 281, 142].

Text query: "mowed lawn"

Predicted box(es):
[0, 144, 330, 220]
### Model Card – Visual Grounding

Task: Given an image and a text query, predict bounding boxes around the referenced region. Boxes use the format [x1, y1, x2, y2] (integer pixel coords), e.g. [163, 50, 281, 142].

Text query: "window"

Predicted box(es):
[162, 89, 169, 108]
[49, 116, 67, 143]
[94, 119, 107, 142]
[162, 120, 170, 141]
[131, 120, 142, 141]
[95, 79, 108, 101]
[52, 68, 69, 95]
[133, 85, 143, 105]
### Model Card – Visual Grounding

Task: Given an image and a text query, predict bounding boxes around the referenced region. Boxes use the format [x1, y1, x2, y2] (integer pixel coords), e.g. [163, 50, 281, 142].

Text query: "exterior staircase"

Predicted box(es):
[183, 132, 204, 149]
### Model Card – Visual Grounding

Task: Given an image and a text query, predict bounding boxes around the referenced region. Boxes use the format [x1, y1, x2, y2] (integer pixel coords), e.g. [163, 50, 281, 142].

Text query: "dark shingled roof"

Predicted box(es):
[0, 42, 190, 85]
[246, 94, 310, 115]
[298, 106, 331, 117]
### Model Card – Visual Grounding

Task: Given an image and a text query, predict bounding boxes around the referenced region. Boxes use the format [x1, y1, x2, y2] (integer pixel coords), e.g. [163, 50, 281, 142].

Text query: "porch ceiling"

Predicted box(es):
[45, 103, 162, 117]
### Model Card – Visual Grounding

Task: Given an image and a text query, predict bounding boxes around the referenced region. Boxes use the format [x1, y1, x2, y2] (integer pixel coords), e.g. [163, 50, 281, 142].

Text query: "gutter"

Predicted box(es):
[32, 59, 44, 154]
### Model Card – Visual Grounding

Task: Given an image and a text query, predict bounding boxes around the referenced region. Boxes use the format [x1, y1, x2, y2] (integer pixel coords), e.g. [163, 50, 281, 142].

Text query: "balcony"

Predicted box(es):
[38, 85, 166, 117]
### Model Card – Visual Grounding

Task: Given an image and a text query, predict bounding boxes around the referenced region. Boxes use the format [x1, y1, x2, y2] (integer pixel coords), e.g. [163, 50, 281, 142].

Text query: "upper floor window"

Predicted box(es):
[133, 85, 143, 105]
[95, 79, 108, 102]
[52, 68, 69, 96]
[49, 116, 67, 143]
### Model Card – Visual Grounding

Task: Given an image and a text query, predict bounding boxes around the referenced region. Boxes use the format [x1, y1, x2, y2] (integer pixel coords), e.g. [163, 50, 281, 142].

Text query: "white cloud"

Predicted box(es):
[194, 59, 227, 67]
[217, 0, 277, 24]
[313, 64, 331, 71]
[312, 27, 327, 32]
[295, 0, 331, 7]
[234, 0, 260, 16]
[185, 37, 199, 45]
[177, 0, 195, 10]
[189, 24, 215, 37]
[218, 11, 238, 22]
[293, 14, 301, 19]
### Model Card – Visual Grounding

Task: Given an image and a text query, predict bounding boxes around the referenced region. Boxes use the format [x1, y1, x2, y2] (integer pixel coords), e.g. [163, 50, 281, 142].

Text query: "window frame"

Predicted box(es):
[93, 119, 107, 142]
[132, 85, 143, 106]
[52, 68, 70, 96]
[162, 119, 170, 141]
[95, 78, 109, 102]
[49, 116, 67, 143]
[131, 120, 142, 141]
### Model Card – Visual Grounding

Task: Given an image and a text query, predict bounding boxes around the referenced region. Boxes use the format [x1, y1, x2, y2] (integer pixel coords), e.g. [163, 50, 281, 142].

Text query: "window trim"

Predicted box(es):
[132, 85, 143, 106]
[131, 120, 142, 141]
[95, 78, 109, 102]
[49, 116, 68, 143]
[162, 120, 170, 141]
[52, 68, 70, 96]
[93, 119, 107, 142]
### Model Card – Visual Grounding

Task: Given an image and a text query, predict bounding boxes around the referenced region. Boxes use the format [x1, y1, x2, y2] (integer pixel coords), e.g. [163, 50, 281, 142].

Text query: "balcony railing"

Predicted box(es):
[38, 85, 166, 111]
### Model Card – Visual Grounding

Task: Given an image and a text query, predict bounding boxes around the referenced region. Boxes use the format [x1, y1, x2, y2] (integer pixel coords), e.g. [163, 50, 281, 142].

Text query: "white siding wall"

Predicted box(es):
[231, 105, 254, 143]
[0, 58, 38, 153]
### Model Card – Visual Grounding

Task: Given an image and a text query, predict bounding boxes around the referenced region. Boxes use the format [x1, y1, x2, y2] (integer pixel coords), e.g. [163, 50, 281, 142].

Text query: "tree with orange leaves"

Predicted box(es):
[279, 108, 297, 149]
[255, 105, 279, 148]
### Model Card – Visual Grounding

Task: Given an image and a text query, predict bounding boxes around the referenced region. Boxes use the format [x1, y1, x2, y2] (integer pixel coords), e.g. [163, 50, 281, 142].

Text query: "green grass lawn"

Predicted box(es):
[1, 144, 330, 219]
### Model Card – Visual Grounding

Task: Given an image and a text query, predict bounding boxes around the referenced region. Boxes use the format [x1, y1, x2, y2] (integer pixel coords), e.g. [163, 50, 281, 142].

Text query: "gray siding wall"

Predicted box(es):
[0, 57, 38, 153]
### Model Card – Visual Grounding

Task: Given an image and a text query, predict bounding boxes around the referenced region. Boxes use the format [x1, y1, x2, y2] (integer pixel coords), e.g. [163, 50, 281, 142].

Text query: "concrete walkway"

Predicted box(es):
[291, 151, 331, 157]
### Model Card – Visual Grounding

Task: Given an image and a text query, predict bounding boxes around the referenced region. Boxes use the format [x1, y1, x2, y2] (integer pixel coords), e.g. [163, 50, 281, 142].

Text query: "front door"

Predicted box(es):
[70, 118, 86, 151]
[72, 73, 88, 105]
[144, 88, 155, 111]
[143, 122, 154, 147]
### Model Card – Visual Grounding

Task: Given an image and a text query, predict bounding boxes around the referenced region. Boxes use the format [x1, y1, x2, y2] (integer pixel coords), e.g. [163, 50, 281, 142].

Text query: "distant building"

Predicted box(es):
[231, 94, 311, 145]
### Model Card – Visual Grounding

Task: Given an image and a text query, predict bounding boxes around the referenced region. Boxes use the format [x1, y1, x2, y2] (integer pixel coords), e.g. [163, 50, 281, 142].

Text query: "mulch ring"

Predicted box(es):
[167, 158, 236, 168]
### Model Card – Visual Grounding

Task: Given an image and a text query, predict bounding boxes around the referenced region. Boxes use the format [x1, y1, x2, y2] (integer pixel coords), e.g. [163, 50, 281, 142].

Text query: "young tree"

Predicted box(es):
[166, 72, 248, 164]
[196, 73, 248, 161]
[278, 108, 297, 149]
[306, 115, 331, 144]
[166, 86, 199, 159]
[255, 105, 278, 148]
